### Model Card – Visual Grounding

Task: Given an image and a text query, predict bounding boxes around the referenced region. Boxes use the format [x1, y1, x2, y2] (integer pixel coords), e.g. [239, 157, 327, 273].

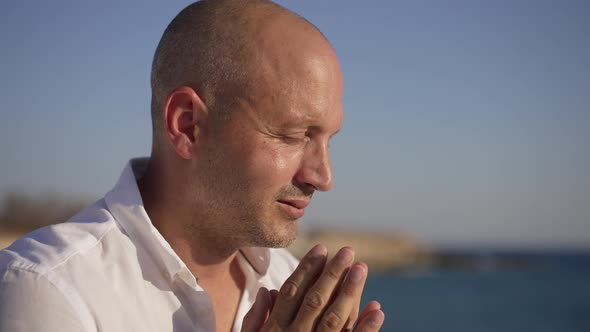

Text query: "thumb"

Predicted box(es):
[241, 287, 271, 332]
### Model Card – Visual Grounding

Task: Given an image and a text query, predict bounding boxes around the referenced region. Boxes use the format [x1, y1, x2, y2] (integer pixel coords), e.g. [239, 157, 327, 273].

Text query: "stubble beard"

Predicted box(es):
[194, 150, 301, 249]
[223, 196, 299, 249]
[241, 213, 299, 248]
[236, 184, 310, 248]
[187, 189, 299, 251]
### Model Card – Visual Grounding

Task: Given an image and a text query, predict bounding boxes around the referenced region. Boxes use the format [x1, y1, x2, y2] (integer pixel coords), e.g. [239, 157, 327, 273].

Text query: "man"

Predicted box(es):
[0, 1, 384, 331]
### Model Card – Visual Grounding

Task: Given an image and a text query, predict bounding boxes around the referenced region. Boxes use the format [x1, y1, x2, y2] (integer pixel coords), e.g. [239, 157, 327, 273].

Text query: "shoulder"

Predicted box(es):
[0, 199, 123, 330]
[0, 198, 118, 275]
[0, 267, 87, 331]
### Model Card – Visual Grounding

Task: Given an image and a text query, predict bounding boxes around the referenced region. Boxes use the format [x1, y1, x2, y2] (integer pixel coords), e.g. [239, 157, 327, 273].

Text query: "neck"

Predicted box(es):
[137, 156, 241, 282]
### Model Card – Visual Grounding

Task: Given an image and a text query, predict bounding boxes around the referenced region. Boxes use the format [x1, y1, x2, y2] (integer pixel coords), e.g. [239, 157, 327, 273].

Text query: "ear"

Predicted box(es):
[162, 86, 209, 160]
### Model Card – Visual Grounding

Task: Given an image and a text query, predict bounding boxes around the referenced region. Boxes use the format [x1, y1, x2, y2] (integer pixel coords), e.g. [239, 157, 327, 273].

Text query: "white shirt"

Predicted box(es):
[0, 158, 299, 332]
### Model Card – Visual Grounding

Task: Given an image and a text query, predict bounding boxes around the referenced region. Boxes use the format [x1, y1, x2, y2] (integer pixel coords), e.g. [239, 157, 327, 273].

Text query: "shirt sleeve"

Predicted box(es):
[0, 268, 86, 332]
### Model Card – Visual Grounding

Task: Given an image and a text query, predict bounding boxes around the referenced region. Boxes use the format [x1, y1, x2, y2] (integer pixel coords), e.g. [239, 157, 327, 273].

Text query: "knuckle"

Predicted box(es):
[322, 311, 345, 330]
[325, 268, 341, 282]
[303, 290, 325, 310]
[299, 258, 315, 272]
[341, 282, 357, 297]
[279, 280, 298, 299]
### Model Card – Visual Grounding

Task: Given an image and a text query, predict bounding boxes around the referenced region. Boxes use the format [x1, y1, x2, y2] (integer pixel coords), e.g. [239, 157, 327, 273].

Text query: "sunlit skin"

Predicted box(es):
[139, 15, 343, 332]
[197, 47, 344, 249]
[138, 2, 383, 331]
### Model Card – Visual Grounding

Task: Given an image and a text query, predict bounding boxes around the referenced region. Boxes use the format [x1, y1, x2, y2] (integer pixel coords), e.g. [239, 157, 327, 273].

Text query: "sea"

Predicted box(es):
[361, 251, 590, 332]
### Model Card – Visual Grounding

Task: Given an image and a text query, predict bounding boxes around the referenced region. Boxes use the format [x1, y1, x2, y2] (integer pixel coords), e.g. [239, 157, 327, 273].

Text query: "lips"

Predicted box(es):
[277, 198, 310, 219]
[278, 199, 310, 209]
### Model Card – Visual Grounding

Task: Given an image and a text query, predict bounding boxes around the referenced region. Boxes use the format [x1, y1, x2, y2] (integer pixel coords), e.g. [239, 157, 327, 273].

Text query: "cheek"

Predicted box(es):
[247, 142, 304, 186]
[269, 141, 304, 171]
[272, 148, 298, 171]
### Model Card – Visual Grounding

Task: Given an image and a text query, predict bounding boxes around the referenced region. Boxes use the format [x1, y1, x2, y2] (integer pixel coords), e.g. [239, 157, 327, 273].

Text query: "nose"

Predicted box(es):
[294, 140, 333, 192]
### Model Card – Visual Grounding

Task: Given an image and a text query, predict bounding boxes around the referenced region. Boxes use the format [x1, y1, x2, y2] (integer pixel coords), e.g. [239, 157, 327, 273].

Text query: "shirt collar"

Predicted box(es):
[239, 247, 271, 276]
[104, 157, 271, 281]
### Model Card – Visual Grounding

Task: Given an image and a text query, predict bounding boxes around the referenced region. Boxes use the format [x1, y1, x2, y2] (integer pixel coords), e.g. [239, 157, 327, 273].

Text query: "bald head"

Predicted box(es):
[150, 0, 333, 139]
[143, 0, 343, 252]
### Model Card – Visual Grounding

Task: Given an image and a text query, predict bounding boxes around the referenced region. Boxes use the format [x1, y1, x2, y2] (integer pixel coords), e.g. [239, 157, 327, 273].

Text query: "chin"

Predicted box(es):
[253, 219, 299, 248]
[263, 236, 297, 249]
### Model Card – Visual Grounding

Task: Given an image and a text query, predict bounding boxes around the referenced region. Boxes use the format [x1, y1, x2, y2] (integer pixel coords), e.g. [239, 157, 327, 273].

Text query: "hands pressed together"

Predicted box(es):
[242, 245, 385, 332]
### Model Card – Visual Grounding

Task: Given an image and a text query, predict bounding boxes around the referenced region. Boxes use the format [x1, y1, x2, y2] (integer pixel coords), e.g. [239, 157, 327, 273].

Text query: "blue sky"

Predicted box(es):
[1, 1, 589, 248]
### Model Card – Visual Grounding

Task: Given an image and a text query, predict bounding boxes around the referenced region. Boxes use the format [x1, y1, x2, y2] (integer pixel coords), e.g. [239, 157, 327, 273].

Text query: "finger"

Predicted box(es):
[345, 300, 360, 332]
[357, 301, 381, 325]
[269, 289, 279, 308]
[353, 309, 384, 332]
[344, 263, 369, 330]
[292, 247, 355, 330]
[268, 244, 327, 327]
[316, 262, 367, 332]
[241, 287, 272, 332]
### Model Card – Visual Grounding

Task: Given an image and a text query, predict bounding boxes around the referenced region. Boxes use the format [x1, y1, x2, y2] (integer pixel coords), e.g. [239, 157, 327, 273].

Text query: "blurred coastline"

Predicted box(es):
[288, 229, 432, 272]
[2, 191, 588, 275]
[0, 191, 88, 249]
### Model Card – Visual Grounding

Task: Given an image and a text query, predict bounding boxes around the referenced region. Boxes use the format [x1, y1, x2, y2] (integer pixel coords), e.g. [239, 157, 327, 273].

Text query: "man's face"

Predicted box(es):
[198, 52, 343, 248]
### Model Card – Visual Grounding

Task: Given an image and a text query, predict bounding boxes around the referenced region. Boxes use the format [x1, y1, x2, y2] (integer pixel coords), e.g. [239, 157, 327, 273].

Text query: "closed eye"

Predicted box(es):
[282, 135, 309, 145]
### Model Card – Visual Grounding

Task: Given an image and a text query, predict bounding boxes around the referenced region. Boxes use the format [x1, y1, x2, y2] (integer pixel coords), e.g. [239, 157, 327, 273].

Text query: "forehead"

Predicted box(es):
[230, 14, 344, 135]
[243, 49, 344, 134]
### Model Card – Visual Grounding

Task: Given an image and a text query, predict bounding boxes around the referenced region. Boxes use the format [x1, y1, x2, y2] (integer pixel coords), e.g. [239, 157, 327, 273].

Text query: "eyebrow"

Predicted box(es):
[278, 122, 341, 138]
[303, 125, 341, 138]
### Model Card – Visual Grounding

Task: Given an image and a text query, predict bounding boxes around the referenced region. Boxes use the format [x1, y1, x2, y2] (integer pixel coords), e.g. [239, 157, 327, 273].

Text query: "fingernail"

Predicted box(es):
[349, 264, 365, 282]
[334, 247, 353, 265]
[369, 310, 385, 326]
[256, 287, 266, 302]
[309, 244, 327, 259]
